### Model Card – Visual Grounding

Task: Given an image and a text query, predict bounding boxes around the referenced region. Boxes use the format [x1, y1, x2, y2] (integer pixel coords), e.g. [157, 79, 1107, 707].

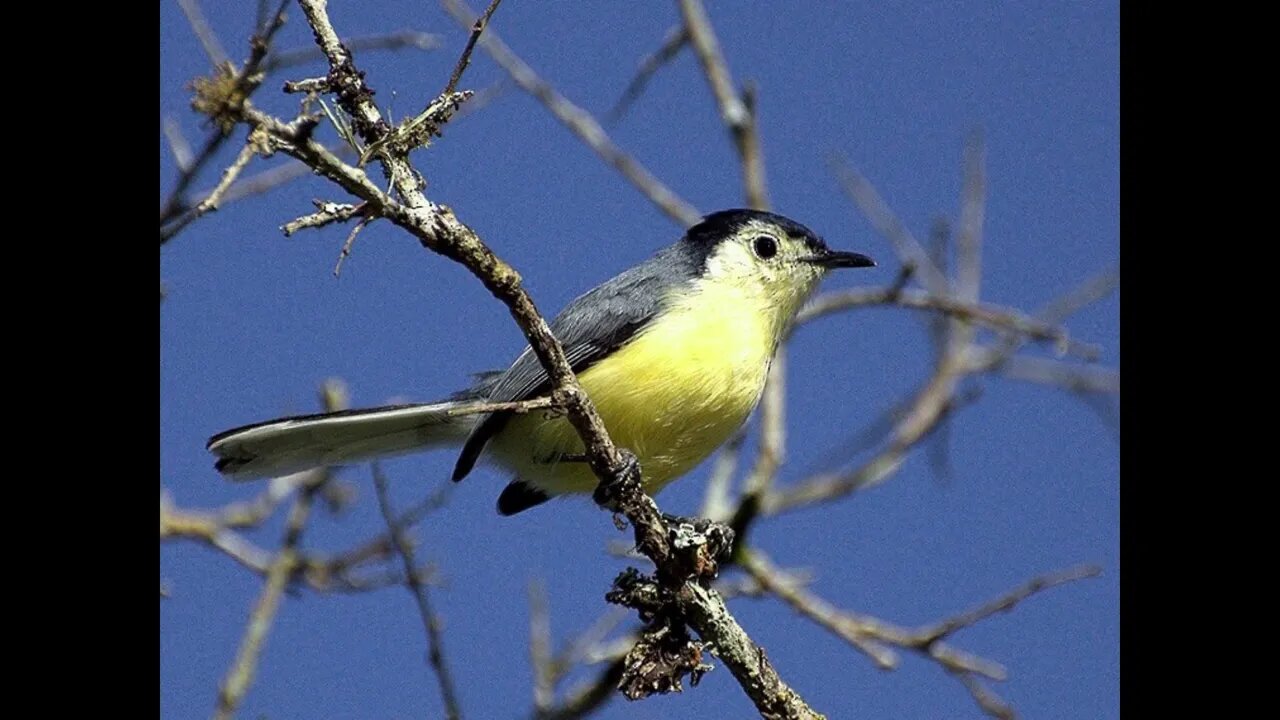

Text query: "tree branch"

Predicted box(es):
[678, 0, 768, 209]
[606, 25, 689, 125]
[741, 550, 1100, 718]
[829, 152, 950, 294]
[214, 473, 325, 719]
[373, 465, 462, 720]
[440, 0, 701, 228]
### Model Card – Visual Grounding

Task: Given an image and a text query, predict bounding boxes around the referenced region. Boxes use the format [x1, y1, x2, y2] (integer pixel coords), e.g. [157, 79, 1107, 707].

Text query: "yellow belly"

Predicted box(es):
[488, 282, 775, 497]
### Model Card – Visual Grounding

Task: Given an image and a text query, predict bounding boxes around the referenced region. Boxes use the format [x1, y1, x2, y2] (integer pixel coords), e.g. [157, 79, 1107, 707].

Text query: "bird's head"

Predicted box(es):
[682, 209, 875, 319]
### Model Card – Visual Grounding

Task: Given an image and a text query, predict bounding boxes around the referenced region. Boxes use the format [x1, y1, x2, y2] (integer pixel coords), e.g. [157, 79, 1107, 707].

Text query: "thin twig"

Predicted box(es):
[730, 355, 787, 539]
[160, 0, 292, 244]
[186, 142, 356, 212]
[160, 130, 227, 226]
[607, 25, 689, 125]
[282, 200, 363, 236]
[533, 658, 625, 720]
[996, 356, 1120, 394]
[679, 0, 768, 209]
[163, 116, 194, 171]
[955, 131, 986, 304]
[177, 0, 230, 67]
[529, 579, 554, 713]
[334, 215, 372, 276]
[953, 671, 1017, 720]
[967, 267, 1120, 370]
[829, 152, 950, 294]
[443, 0, 504, 96]
[373, 465, 463, 720]
[699, 429, 745, 522]
[796, 286, 1101, 360]
[264, 30, 442, 73]
[188, 135, 262, 223]
[915, 564, 1101, 644]
[214, 474, 324, 719]
[742, 550, 1100, 718]
[550, 608, 632, 681]
[440, 0, 701, 228]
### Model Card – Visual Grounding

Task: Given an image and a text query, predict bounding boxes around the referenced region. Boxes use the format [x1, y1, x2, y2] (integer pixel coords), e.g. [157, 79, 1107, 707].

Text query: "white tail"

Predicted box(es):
[208, 401, 478, 480]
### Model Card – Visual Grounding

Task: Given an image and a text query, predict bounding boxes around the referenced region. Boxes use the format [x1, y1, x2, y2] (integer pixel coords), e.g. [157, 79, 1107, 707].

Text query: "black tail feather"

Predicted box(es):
[497, 479, 551, 516]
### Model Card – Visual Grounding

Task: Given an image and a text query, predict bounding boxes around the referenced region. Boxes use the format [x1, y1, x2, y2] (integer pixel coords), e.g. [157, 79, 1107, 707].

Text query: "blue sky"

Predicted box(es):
[161, 2, 1119, 718]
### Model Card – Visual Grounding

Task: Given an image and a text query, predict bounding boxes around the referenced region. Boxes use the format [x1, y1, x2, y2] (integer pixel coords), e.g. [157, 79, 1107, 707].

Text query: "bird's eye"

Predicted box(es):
[753, 235, 778, 259]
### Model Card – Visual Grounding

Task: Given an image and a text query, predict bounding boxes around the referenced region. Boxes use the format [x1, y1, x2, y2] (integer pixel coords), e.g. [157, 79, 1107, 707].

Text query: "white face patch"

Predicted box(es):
[701, 219, 828, 316]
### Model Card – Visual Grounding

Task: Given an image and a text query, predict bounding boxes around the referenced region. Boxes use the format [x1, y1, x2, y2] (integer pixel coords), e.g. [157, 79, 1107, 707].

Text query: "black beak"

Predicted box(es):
[804, 250, 876, 269]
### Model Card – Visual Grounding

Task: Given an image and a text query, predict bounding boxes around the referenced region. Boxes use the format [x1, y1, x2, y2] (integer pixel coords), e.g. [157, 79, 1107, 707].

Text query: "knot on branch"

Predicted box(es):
[607, 569, 713, 700]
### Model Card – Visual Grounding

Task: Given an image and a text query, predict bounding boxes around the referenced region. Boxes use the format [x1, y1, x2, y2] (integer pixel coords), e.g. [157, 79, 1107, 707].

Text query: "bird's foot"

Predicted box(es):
[592, 448, 643, 512]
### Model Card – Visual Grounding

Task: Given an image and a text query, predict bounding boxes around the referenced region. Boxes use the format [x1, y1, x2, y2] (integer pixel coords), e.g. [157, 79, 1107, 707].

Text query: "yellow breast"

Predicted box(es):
[489, 278, 778, 497]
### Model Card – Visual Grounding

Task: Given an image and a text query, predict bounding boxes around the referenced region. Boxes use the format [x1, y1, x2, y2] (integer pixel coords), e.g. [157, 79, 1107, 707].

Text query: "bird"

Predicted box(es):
[207, 209, 875, 515]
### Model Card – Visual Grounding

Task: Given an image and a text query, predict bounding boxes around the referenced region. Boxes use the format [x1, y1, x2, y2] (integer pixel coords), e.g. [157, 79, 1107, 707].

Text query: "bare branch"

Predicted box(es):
[214, 474, 324, 719]
[373, 465, 463, 720]
[282, 200, 364, 236]
[742, 551, 1100, 718]
[551, 608, 632, 680]
[177, 0, 230, 67]
[953, 671, 1017, 720]
[955, 131, 986, 304]
[443, 0, 503, 96]
[529, 580, 554, 713]
[969, 267, 1120, 370]
[160, 130, 227, 226]
[334, 215, 373, 276]
[163, 116, 195, 171]
[915, 565, 1101, 644]
[796, 286, 1101, 360]
[829, 153, 950, 294]
[996, 356, 1120, 394]
[163, 480, 444, 596]
[679, 0, 768, 208]
[533, 659, 624, 720]
[729, 354, 788, 537]
[440, 0, 701, 227]
[182, 142, 355, 213]
[699, 429, 745, 522]
[607, 25, 689, 125]
[678, 582, 821, 719]
[1035, 266, 1121, 326]
[264, 30, 443, 73]
[160, 0, 293, 244]
[161, 131, 269, 243]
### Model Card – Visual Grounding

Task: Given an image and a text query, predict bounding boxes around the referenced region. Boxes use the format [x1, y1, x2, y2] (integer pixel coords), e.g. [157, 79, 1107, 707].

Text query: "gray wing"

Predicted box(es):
[451, 248, 688, 481]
